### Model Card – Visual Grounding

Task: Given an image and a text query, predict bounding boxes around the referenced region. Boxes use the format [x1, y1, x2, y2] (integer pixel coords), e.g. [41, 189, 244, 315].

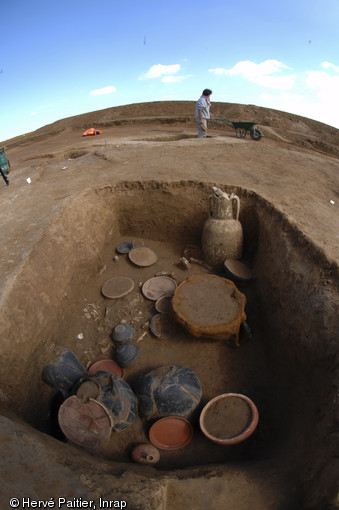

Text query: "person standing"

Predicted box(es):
[195, 89, 212, 138]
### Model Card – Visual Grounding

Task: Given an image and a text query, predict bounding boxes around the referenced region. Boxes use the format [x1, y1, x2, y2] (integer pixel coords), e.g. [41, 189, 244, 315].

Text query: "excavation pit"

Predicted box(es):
[0, 180, 337, 509]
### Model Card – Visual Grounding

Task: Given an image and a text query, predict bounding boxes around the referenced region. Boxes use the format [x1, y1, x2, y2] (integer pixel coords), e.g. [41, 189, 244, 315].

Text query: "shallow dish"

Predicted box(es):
[142, 276, 177, 301]
[149, 416, 193, 450]
[128, 246, 158, 267]
[116, 241, 134, 254]
[101, 277, 134, 299]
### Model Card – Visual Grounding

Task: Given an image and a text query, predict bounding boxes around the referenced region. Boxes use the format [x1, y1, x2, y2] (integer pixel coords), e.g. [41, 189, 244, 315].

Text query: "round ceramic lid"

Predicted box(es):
[149, 416, 193, 450]
[88, 360, 124, 378]
[102, 277, 134, 299]
[128, 246, 158, 267]
[142, 276, 177, 301]
[58, 396, 113, 448]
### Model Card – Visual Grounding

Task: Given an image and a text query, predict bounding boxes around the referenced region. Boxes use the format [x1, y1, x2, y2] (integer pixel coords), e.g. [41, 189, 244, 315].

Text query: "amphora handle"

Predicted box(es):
[208, 194, 215, 217]
[231, 194, 240, 220]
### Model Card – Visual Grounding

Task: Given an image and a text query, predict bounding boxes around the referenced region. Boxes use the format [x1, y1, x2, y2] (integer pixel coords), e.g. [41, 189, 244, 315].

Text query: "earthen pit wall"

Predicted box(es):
[252, 198, 338, 508]
[0, 189, 121, 418]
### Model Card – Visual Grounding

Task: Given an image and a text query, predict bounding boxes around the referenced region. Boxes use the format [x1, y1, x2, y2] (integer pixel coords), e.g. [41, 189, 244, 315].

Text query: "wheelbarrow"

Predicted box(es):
[213, 118, 263, 141]
[0, 147, 10, 185]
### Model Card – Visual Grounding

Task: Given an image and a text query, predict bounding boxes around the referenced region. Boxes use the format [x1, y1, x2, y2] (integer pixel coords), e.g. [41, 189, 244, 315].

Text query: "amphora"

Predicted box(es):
[202, 187, 243, 270]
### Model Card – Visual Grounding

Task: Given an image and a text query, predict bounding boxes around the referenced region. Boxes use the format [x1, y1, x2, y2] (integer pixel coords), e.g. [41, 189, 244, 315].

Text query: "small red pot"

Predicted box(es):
[131, 443, 160, 464]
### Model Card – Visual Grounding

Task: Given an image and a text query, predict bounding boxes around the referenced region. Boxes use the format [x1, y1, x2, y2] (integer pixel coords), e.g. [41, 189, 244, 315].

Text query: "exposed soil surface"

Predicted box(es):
[0, 101, 338, 510]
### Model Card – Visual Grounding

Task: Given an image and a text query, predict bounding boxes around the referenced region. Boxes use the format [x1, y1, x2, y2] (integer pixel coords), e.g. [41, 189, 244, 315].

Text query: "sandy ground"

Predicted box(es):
[0, 101, 338, 510]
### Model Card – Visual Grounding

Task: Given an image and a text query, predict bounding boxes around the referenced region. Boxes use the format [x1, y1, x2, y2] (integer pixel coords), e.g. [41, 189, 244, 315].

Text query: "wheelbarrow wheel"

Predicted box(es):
[250, 127, 262, 141]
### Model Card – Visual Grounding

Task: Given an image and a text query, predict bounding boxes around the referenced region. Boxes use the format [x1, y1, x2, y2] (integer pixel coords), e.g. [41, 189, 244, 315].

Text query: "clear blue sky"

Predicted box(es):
[1, 0, 339, 141]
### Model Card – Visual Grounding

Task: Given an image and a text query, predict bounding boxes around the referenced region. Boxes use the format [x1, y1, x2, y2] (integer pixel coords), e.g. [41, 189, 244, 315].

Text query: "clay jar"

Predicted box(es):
[111, 323, 140, 368]
[202, 189, 243, 271]
[111, 323, 135, 344]
[114, 343, 140, 368]
[133, 364, 202, 420]
[131, 443, 160, 464]
[41, 347, 87, 394]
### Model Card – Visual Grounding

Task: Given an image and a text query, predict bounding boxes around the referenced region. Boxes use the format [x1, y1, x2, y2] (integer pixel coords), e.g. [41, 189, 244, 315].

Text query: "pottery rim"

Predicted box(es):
[88, 359, 124, 378]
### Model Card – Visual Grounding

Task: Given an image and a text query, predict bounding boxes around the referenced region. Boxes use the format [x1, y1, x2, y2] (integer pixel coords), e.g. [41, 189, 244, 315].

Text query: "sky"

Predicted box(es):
[1, 0, 339, 142]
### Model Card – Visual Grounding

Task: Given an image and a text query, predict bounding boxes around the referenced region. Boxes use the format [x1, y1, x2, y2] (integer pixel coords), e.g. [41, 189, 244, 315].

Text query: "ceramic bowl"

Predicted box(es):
[155, 295, 172, 314]
[116, 241, 134, 254]
[223, 259, 254, 282]
[111, 323, 135, 343]
[199, 393, 259, 445]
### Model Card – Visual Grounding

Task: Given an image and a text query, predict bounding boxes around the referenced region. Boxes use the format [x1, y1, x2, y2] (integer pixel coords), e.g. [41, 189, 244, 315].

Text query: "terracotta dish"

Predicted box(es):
[149, 416, 193, 450]
[101, 277, 134, 299]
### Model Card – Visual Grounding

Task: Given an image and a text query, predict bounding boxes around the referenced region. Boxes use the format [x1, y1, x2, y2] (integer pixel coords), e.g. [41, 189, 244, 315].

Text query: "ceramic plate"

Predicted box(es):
[149, 416, 193, 450]
[128, 246, 158, 267]
[101, 277, 134, 299]
[142, 276, 177, 301]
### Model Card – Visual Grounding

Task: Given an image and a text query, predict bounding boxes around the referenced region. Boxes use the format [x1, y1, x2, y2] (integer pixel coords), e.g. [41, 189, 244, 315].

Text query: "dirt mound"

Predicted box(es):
[3, 101, 339, 158]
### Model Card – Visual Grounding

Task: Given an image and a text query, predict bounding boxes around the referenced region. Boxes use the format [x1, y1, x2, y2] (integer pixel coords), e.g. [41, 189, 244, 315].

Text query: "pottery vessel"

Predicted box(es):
[149, 416, 193, 450]
[114, 343, 140, 367]
[111, 323, 135, 344]
[133, 364, 202, 420]
[41, 348, 87, 394]
[131, 443, 160, 464]
[73, 371, 138, 431]
[202, 188, 243, 270]
[199, 392, 259, 445]
[58, 396, 113, 448]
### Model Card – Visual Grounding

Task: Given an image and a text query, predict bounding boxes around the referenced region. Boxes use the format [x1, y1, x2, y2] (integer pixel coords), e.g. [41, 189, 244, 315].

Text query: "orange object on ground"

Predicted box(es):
[82, 127, 102, 136]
